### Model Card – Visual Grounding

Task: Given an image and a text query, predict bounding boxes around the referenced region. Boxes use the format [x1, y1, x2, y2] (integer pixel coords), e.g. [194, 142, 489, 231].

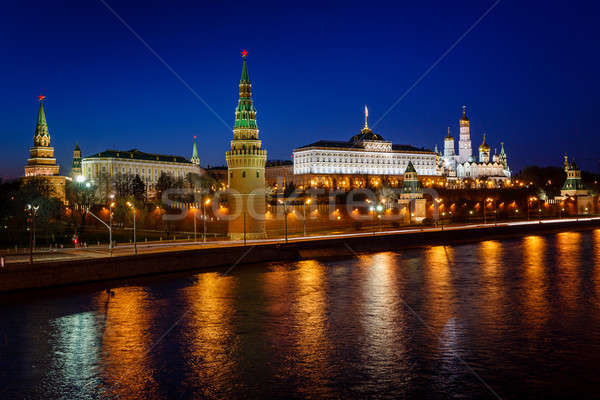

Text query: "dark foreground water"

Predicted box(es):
[2, 230, 600, 399]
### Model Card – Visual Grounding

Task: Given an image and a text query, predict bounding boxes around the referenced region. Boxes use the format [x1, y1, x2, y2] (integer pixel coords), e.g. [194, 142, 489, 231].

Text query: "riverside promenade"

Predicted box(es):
[1, 217, 599, 293]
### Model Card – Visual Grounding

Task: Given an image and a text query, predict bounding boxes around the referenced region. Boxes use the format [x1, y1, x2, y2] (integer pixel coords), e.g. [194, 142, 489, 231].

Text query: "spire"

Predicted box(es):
[364, 105, 369, 129]
[191, 135, 200, 165]
[445, 126, 453, 140]
[234, 50, 258, 132]
[461, 105, 469, 121]
[405, 160, 417, 173]
[240, 50, 250, 83]
[74, 141, 80, 151]
[33, 95, 50, 147]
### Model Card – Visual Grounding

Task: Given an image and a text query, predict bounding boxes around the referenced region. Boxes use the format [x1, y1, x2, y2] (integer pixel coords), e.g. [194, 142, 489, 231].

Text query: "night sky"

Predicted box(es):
[2, 0, 599, 179]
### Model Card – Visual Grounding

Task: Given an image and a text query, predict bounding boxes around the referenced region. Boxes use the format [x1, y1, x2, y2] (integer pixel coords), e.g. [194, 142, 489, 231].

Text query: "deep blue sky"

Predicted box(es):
[2, 0, 599, 179]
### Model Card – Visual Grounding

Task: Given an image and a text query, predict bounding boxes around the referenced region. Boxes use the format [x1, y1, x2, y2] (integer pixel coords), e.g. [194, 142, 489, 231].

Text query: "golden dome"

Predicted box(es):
[479, 133, 490, 152]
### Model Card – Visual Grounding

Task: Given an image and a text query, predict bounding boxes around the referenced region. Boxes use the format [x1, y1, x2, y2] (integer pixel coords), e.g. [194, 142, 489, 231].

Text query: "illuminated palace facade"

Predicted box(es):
[80, 143, 201, 197]
[292, 107, 439, 189]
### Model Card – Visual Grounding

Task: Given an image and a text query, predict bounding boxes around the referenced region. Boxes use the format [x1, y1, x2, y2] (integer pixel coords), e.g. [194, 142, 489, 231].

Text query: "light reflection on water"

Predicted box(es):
[2, 230, 600, 398]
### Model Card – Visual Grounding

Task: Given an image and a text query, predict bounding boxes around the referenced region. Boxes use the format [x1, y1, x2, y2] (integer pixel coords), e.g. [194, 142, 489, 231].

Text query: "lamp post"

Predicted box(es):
[303, 198, 311, 237]
[376, 204, 383, 232]
[203, 198, 211, 243]
[191, 205, 197, 242]
[279, 199, 288, 243]
[127, 202, 137, 255]
[26, 204, 39, 265]
[434, 198, 442, 227]
[109, 195, 115, 255]
[369, 205, 376, 235]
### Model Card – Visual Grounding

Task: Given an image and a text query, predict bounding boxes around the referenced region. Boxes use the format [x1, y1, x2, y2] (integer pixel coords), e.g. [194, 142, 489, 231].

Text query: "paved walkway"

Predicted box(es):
[2, 217, 598, 265]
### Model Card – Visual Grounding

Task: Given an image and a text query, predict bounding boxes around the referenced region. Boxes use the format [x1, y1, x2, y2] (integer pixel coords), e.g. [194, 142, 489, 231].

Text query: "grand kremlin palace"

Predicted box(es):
[291, 108, 438, 189]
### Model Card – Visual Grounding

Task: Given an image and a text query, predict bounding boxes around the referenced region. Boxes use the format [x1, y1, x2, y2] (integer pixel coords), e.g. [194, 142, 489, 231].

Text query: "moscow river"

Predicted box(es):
[2, 230, 600, 399]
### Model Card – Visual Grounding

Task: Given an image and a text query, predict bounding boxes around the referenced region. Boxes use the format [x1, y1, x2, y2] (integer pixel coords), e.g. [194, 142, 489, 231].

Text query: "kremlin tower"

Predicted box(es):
[225, 51, 267, 240]
[71, 143, 82, 178]
[23, 96, 65, 201]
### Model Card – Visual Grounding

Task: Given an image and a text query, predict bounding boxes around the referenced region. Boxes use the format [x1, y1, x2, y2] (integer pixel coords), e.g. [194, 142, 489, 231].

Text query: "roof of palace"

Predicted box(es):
[296, 139, 433, 153]
[84, 149, 192, 164]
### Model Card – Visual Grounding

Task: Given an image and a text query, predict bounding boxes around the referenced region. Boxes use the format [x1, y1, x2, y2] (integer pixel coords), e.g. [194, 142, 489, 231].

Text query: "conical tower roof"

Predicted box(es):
[191, 136, 200, 165]
[234, 50, 258, 131]
[33, 96, 50, 146]
[405, 160, 417, 173]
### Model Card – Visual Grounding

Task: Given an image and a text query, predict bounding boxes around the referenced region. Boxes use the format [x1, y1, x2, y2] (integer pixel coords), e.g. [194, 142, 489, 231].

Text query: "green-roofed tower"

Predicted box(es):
[401, 161, 423, 198]
[191, 136, 200, 165]
[33, 99, 50, 147]
[561, 157, 588, 196]
[226, 51, 268, 240]
[24, 95, 66, 202]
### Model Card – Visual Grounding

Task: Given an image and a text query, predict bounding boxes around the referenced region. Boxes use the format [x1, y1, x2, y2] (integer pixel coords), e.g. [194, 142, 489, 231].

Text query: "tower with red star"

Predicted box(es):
[225, 51, 267, 240]
[23, 95, 66, 201]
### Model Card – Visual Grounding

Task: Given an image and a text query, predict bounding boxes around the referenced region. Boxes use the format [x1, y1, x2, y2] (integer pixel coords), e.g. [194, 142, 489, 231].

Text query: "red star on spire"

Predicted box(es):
[38, 94, 46, 102]
[193, 135, 197, 139]
[241, 49, 248, 57]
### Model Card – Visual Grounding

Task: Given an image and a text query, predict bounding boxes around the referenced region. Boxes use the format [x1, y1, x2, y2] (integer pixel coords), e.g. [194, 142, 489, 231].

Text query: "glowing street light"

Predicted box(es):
[126, 202, 137, 255]
[202, 198, 211, 242]
[303, 198, 311, 237]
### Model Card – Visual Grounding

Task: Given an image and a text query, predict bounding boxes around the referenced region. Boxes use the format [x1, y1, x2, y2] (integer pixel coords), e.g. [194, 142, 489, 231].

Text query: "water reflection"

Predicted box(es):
[183, 272, 236, 395]
[522, 236, 549, 334]
[477, 240, 505, 334]
[4, 231, 600, 398]
[556, 232, 582, 311]
[423, 246, 454, 333]
[593, 230, 600, 303]
[291, 260, 332, 397]
[95, 287, 157, 397]
[49, 312, 100, 397]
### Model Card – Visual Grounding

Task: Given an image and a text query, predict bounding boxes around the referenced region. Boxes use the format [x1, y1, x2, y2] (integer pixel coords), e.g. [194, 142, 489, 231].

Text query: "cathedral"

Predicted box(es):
[438, 106, 511, 184]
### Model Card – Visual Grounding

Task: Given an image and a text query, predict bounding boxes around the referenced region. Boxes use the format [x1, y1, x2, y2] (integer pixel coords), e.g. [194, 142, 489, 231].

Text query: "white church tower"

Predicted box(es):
[458, 105, 472, 163]
[444, 127, 455, 157]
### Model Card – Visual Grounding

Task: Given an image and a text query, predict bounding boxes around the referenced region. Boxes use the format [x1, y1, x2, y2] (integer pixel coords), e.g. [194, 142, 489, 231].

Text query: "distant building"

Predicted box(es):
[438, 106, 511, 184]
[23, 96, 66, 202]
[292, 106, 438, 189]
[265, 160, 293, 188]
[81, 148, 201, 196]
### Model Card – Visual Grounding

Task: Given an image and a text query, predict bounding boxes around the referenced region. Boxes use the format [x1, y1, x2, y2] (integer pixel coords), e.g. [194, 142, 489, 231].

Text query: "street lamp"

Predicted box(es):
[303, 198, 311, 237]
[126, 202, 137, 255]
[26, 204, 39, 264]
[190, 205, 197, 242]
[279, 199, 288, 243]
[369, 205, 376, 235]
[109, 195, 115, 254]
[203, 198, 211, 243]
[376, 204, 383, 232]
[434, 198, 442, 226]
